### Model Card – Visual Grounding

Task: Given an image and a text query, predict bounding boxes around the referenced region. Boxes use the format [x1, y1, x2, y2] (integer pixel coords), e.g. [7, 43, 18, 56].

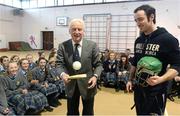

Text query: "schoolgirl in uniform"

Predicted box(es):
[31, 57, 60, 107]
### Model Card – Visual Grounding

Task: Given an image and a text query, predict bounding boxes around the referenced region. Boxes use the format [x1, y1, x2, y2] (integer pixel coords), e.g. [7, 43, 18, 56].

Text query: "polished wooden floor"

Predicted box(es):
[1, 51, 180, 115]
[40, 87, 180, 115]
[41, 87, 136, 115]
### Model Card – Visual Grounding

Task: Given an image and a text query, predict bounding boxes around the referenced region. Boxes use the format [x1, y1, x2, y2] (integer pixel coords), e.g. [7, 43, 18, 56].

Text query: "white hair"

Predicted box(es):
[69, 18, 85, 30]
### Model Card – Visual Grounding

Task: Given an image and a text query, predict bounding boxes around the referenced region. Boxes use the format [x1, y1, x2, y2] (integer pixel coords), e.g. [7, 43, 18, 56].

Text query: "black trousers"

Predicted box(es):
[134, 85, 167, 115]
[67, 83, 94, 115]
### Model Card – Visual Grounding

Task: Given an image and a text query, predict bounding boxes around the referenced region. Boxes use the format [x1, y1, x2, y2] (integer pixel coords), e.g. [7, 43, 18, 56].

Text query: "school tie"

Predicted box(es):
[73, 43, 80, 62]
[40, 69, 45, 75]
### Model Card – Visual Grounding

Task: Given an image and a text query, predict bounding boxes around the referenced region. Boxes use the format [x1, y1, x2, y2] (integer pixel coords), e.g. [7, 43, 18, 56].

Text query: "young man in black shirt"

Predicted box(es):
[126, 4, 180, 115]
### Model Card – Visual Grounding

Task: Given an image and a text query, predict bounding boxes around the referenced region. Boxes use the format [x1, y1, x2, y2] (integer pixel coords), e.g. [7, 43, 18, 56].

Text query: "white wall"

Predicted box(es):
[1, 0, 180, 49]
[0, 5, 22, 48]
[21, 0, 180, 49]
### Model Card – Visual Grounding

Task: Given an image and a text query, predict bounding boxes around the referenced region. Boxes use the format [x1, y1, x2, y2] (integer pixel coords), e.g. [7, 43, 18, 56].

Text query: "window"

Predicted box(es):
[21, 0, 29, 8]
[4, 0, 13, 6]
[45, 0, 54, 7]
[84, 0, 94, 4]
[95, 0, 103, 3]
[30, 0, 37, 8]
[57, 0, 64, 5]
[13, 0, 21, 8]
[38, 0, 45, 7]
[64, 0, 73, 5]
[0, 0, 140, 8]
[105, 0, 117, 2]
[74, 0, 83, 4]
[0, 0, 4, 4]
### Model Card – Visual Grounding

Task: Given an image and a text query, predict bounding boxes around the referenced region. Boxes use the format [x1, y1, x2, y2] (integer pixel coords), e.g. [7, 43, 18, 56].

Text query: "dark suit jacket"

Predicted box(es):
[56, 39, 103, 99]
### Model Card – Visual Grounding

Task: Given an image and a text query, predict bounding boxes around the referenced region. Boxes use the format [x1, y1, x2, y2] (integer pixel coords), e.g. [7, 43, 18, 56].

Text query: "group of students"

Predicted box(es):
[99, 49, 133, 91]
[1, 3, 180, 115]
[99, 48, 180, 98]
[0, 49, 66, 115]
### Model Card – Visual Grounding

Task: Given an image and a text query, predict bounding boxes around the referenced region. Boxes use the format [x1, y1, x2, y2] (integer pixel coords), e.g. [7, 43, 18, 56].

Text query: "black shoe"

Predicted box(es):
[60, 95, 67, 99]
[115, 89, 119, 92]
[124, 90, 128, 93]
[167, 95, 174, 102]
[55, 98, 62, 106]
[58, 93, 66, 99]
[25, 108, 36, 115]
[49, 101, 59, 107]
[44, 106, 53, 112]
[103, 83, 108, 87]
[56, 100, 62, 106]
[97, 85, 101, 90]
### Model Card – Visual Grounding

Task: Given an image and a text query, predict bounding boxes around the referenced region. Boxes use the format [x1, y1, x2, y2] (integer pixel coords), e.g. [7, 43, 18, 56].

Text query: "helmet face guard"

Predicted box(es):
[136, 56, 162, 87]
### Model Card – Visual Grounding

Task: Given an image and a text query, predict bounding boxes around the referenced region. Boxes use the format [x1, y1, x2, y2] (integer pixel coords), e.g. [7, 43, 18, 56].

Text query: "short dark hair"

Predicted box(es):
[19, 58, 28, 66]
[38, 57, 47, 64]
[134, 4, 156, 24]
[0, 56, 8, 63]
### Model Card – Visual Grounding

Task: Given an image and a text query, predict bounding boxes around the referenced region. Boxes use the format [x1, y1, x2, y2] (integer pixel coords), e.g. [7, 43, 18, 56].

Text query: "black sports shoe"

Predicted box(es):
[167, 95, 174, 102]
[57, 100, 62, 106]
[49, 101, 59, 107]
[115, 89, 120, 92]
[25, 108, 36, 115]
[44, 106, 53, 112]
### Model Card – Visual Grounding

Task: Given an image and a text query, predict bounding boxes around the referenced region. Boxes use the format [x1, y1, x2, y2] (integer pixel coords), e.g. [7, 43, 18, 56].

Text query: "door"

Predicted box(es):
[42, 31, 54, 50]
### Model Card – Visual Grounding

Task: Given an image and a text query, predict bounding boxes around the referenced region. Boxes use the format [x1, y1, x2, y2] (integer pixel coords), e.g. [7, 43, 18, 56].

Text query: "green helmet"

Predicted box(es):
[136, 56, 162, 87]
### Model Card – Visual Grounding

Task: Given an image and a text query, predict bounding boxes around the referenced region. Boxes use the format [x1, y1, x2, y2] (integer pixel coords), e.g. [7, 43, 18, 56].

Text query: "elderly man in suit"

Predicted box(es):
[56, 18, 103, 115]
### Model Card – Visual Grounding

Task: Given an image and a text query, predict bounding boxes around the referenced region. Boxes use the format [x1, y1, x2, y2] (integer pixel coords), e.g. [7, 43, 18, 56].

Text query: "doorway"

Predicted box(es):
[42, 31, 54, 50]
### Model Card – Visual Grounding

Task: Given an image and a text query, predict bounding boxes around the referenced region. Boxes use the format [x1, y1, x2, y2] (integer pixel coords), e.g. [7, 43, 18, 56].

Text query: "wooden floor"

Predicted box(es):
[1, 51, 180, 115]
[40, 87, 180, 115]
[41, 87, 136, 115]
